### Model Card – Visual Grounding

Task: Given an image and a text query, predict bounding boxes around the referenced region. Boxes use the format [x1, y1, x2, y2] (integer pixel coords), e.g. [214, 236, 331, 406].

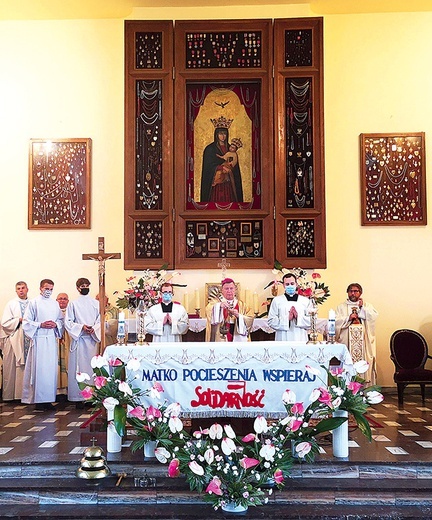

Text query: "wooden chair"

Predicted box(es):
[390, 329, 432, 405]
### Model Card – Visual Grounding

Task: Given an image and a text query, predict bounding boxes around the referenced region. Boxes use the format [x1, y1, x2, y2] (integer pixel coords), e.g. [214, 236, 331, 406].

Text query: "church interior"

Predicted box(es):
[2, 0, 432, 518]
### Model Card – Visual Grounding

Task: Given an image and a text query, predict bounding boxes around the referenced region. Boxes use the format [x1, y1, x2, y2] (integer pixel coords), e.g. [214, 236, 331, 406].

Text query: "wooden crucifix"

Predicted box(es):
[83, 237, 121, 353]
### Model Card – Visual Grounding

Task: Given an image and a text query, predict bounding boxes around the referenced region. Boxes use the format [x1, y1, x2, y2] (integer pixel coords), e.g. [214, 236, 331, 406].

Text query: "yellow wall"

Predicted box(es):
[1, 5, 432, 387]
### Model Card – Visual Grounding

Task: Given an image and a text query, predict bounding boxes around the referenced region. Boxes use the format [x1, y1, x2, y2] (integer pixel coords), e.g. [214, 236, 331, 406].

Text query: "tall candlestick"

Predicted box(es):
[119, 311, 125, 322]
[184, 292, 189, 313]
[194, 288, 200, 310]
[253, 292, 259, 314]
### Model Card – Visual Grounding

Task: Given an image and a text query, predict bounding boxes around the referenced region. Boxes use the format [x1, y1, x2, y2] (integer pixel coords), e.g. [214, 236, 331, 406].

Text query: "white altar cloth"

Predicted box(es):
[104, 341, 352, 418]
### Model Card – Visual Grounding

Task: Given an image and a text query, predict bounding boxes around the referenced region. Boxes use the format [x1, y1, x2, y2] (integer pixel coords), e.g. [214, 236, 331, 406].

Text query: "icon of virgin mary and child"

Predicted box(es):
[200, 116, 244, 203]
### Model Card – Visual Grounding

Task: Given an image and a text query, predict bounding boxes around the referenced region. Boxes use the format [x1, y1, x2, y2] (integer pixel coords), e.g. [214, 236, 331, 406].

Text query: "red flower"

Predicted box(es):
[312, 272, 321, 279]
[168, 458, 180, 478]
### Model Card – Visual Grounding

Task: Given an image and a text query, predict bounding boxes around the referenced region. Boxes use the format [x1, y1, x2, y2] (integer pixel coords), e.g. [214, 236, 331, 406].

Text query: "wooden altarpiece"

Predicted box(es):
[124, 18, 326, 270]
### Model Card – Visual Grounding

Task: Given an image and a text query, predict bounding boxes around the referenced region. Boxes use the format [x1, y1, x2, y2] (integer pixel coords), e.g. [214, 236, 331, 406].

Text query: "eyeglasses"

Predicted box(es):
[161, 291, 173, 294]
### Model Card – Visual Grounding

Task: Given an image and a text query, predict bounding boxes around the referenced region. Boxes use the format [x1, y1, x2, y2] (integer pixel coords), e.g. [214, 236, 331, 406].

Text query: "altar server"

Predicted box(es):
[65, 278, 101, 405]
[205, 278, 254, 342]
[144, 283, 189, 342]
[22, 279, 64, 410]
[335, 283, 378, 384]
[1, 281, 30, 400]
[268, 273, 312, 341]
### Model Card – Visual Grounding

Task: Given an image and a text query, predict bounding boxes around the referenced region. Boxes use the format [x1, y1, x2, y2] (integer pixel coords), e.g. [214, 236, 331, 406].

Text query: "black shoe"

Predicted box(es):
[44, 403, 55, 411]
[35, 404, 45, 411]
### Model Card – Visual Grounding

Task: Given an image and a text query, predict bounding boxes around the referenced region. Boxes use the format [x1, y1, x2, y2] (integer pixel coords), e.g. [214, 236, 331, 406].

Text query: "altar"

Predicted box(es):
[104, 341, 352, 418]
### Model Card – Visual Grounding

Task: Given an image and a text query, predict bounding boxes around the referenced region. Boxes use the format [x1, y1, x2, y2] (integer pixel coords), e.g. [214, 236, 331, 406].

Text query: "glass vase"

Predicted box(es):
[221, 501, 248, 514]
[144, 440, 157, 459]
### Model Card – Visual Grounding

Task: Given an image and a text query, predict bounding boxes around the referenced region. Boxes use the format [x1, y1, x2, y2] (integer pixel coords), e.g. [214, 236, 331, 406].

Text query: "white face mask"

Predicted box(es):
[42, 289, 53, 299]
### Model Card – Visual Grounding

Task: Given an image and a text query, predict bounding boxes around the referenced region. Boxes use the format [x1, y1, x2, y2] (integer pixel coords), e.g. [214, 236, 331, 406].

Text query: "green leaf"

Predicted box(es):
[352, 412, 372, 442]
[313, 416, 347, 434]
[113, 405, 126, 437]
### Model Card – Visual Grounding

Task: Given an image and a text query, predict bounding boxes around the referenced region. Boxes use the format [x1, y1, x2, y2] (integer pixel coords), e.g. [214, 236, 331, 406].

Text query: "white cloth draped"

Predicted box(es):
[267, 294, 312, 341]
[144, 303, 189, 342]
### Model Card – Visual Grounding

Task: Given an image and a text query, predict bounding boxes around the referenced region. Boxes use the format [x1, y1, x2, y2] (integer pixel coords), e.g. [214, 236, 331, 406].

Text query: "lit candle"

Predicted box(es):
[194, 288, 200, 310]
[184, 292, 189, 312]
[253, 292, 259, 314]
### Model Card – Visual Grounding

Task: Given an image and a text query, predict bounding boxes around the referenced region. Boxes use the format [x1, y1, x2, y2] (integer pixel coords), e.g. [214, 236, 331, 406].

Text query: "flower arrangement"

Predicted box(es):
[76, 355, 147, 436]
[114, 264, 185, 311]
[265, 260, 330, 305]
[305, 360, 384, 441]
[127, 394, 186, 453]
[166, 418, 292, 511]
[270, 388, 348, 464]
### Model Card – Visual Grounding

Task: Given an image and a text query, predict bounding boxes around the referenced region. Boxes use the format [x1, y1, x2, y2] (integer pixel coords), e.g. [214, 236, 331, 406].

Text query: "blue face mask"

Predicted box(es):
[162, 293, 173, 304]
[285, 285, 296, 296]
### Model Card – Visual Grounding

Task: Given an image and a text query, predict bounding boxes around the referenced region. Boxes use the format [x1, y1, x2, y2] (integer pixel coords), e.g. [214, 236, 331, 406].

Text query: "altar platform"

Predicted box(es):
[1, 389, 432, 518]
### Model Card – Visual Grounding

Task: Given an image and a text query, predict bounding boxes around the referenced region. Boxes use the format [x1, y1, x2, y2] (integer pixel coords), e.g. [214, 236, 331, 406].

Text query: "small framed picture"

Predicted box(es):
[240, 222, 252, 236]
[360, 133, 426, 225]
[226, 238, 237, 251]
[208, 238, 220, 252]
[197, 223, 207, 239]
[28, 138, 91, 229]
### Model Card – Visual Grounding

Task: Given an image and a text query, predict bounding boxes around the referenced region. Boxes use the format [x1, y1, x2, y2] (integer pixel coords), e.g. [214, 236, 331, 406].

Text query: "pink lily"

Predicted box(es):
[274, 469, 284, 484]
[347, 381, 363, 395]
[93, 376, 107, 389]
[80, 386, 93, 400]
[240, 457, 260, 469]
[168, 458, 180, 478]
[206, 476, 223, 496]
[129, 406, 145, 420]
[291, 402, 304, 415]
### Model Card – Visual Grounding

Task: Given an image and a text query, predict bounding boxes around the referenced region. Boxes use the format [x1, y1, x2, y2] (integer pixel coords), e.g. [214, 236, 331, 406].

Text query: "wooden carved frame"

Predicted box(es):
[28, 138, 91, 229]
[360, 132, 426, 225]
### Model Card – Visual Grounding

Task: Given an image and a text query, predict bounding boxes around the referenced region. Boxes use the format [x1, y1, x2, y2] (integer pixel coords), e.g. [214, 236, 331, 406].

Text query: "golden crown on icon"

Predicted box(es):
[210, 116, 233, 129]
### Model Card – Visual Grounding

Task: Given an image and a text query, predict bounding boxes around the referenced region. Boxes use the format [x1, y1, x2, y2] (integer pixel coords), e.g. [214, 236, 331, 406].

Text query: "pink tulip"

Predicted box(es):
[129, 406, 146, 420]
[291, 402, 304, 415]
[108, 357, 123, 367]
[318, 387, 333, 406]
[290, 419, 303, 432]
[347, 381, 363, 395]
[242, 433, 257, 443]
[168, 458, 180, 478]
[80, 386, 93, 400]
[146, 405, 162, 420]
[94, 376, 107, 390]
[206, 476, 223, 496]
[153, 382, 164, 393]
[240, 457, 260, 469]
[274, 469, 284, 484]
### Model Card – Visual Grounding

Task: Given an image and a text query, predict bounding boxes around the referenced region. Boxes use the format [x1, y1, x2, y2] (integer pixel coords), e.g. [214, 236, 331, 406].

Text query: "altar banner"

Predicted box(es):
[104, 341, 353, 418]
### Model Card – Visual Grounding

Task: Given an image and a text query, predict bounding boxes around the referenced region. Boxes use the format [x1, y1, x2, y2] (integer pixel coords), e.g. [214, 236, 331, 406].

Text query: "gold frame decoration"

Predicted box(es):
[360, 133, 426, 226]
[28, 138, 92, 229]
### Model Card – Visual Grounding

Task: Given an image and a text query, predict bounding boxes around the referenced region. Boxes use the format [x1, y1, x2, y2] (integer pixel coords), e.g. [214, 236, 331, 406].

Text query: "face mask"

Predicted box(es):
[42, 289, 53, 298]
[80, 288, 90, 295]
[162, 293, 173, 304]
[285, 285, 296, 296]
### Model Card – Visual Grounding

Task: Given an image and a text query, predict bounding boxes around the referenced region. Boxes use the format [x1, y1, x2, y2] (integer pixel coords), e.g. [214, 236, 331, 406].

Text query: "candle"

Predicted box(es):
[328, 309, 336, 337]
[184, 292, 189, 312]
[194, 288, 200, 310]
[253, 292, 259, 314]
[119, 311, 125, 322]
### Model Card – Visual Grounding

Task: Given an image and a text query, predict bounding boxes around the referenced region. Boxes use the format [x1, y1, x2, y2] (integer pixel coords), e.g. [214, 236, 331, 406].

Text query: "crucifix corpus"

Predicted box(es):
[83, 237, 121, 353]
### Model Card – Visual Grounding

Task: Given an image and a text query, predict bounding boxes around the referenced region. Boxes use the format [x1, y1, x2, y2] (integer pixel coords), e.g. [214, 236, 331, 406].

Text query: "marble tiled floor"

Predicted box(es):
[2, 389, 432, 519]
[1, 389, 432, 467]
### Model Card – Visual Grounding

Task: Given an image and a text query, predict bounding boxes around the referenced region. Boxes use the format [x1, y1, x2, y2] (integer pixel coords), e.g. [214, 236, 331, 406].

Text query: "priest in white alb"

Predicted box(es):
[65, 278, 101, 405]
[22, 279, 64, 411]
[1, 281, 30, 401]
[144, 283, 189, 342]
[268, 273, 312, 341]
